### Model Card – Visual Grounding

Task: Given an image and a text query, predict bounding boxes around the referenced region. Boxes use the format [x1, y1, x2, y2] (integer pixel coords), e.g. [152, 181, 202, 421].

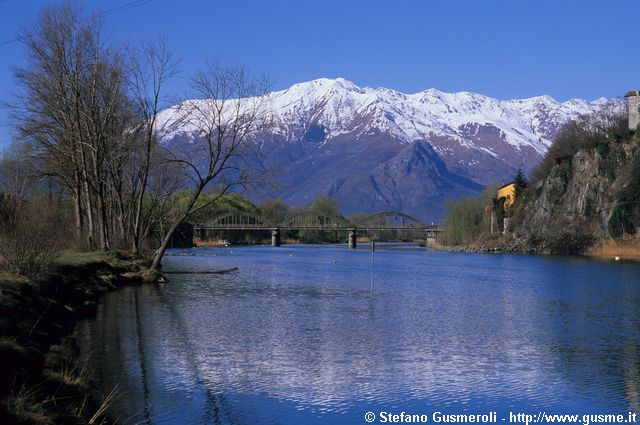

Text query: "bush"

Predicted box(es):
[533, 105, 629, 182]
[0, 197, 63, 278]
[442, 185, 498, 245]
[607, 154, 640, 238]
[544, 231, 596, 255]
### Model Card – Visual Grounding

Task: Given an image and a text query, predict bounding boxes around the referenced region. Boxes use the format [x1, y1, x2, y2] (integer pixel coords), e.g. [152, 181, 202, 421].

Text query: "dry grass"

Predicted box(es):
[586, 239, 640, 261]
[47, 363, 89, 388]
[88, 385, 119, 424]
[3, 386, 53, 425]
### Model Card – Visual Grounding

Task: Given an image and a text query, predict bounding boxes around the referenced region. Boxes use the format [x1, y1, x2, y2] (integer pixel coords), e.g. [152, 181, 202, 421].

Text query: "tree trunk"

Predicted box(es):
[151, 215, 185, 270]
[73, 184, 83, 239]
[151, 186, 204, 270]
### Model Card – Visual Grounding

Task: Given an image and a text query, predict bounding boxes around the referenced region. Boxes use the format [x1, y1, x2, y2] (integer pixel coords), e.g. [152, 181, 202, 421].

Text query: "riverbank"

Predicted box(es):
[437, 236, 640, 261]
[434, 235, 535, 255]
[0, 251, 158, 424]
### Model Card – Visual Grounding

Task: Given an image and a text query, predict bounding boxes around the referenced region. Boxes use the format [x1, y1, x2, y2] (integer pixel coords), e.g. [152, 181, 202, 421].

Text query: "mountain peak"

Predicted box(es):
[305, 77, 362, 92]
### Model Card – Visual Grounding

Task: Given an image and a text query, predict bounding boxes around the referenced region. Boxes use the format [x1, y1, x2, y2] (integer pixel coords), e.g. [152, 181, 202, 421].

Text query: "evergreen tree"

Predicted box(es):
[514, 168, 528, 200]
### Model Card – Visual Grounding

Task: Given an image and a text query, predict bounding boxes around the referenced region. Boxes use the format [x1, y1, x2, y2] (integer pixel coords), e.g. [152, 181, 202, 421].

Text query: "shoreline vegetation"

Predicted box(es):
[440, 105, 640, 261]
[0, 251, 155, 424]
[435, 236, 640, 262]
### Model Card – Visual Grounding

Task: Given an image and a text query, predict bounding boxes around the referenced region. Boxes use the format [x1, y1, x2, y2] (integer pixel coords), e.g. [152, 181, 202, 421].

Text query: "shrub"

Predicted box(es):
[607, 153, 640, 238]
[442, 185, 498, 245]
[544, 231, 596, 255]
[533, 105, 629, 182]
[0, 197, 64, 278]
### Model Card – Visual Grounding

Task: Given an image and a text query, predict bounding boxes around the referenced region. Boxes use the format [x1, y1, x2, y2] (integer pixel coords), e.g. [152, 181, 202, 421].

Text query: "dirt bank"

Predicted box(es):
[0, 251, 158, 424]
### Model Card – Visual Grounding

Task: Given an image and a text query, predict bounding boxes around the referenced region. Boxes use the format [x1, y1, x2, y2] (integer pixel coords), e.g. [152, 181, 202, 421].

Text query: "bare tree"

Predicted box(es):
[150, 61, 270, 270]
[12, 2, 133, 250]
[0, 142, 38, 197]
[9, 2, 178, 251]
[10, 2, 272, 266]
[126, 36, 180, 255]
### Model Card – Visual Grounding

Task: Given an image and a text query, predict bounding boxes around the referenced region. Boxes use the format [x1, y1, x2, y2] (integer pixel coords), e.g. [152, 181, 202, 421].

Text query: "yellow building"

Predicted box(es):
[497, 182, 516, 210]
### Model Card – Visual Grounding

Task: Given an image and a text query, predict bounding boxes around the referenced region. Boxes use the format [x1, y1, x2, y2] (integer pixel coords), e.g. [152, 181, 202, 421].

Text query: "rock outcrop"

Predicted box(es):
[516, 135, 639, 254]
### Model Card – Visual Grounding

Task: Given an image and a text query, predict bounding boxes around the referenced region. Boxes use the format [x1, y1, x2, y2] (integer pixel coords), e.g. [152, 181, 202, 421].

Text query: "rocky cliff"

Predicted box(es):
[516, 133, 640, 254]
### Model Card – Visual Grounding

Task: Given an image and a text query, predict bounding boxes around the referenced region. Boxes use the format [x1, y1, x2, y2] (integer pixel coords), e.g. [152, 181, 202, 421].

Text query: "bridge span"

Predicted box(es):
[192, 211, 440, 248]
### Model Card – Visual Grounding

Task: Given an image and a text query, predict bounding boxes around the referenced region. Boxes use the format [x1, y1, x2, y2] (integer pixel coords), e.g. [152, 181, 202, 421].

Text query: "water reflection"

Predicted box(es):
[76, 245, 640, 424]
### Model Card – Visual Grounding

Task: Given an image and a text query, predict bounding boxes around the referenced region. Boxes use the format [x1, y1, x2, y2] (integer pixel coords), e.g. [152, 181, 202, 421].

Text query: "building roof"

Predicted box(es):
[625, 90, 640, 97]
[498, 181, 516, 190]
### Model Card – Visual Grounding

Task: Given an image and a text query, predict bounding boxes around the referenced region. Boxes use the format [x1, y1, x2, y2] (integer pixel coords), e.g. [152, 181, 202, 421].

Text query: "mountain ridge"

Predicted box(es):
[156, 78, 621, 221]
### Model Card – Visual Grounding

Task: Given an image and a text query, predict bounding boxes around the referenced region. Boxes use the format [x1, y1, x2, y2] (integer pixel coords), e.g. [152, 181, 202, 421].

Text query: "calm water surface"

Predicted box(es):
[76, 244, 640, 424]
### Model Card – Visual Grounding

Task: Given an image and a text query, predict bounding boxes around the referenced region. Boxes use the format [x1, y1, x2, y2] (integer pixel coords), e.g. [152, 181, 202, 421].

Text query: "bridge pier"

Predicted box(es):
[194, 227, 206, 242]
[348, 228, 357, 249]
[271, 227, 281, 247]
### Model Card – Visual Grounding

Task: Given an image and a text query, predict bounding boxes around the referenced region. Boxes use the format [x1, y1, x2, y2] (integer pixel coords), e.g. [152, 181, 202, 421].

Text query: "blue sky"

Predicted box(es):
[1, 0, 639, 151]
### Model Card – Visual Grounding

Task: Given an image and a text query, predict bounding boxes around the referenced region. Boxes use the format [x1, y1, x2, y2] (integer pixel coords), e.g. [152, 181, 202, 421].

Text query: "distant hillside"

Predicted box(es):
[156, 78, 620, 222]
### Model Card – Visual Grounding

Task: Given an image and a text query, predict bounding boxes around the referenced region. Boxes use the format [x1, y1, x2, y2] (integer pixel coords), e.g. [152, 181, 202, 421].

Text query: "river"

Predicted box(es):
[76, 244, 640, 424]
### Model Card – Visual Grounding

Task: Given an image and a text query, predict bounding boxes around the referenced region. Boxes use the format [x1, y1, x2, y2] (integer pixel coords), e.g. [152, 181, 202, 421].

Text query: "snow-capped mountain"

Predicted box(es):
[156, 78, 620, 221]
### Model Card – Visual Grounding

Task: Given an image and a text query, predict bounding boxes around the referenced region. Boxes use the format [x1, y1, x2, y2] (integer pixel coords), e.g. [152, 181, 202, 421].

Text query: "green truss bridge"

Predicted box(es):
[192, 211, 440, 248]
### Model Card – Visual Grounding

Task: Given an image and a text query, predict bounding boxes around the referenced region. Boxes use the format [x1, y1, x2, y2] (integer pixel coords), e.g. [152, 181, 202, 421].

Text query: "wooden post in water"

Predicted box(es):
[370, 240, 375, 295]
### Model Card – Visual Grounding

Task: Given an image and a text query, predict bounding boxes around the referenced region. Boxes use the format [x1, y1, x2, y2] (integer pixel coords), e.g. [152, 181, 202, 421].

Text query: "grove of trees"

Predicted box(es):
[0, 1, 271, 273]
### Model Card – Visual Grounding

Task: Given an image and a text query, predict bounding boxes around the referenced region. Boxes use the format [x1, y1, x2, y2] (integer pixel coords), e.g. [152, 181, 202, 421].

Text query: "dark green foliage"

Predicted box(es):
[608, 154, 640, 237]
[186, 192, 267, 244]
[550, 161, 571, 185]
[184, 192, 260, 224]
[596, 141, 616, 180]
[258, 199, 289, 225]
[309, 195, 341, 216]
[603, 164, 616, 181]
[607, 205, 634, 237]
[596, 141, 628, 181]
[299, 196, 344, 243]
[596, 141, 610, 158]
[513, 168, 528, 200]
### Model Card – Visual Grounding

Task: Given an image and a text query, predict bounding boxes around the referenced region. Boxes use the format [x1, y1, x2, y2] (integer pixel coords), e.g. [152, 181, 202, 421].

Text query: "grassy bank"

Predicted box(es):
[0, 251, 157, 424]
